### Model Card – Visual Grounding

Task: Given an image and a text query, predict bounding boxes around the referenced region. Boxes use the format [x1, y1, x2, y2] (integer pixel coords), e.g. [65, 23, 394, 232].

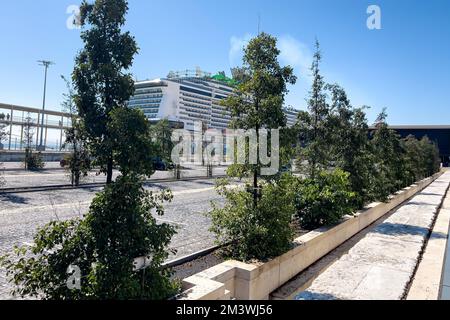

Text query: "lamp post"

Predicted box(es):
[37, 60, 54, 151]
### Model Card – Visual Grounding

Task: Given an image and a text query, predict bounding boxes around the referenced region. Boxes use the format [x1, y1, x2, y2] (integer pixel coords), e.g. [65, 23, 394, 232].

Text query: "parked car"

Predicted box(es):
[60, 158, 68, 167]
[280, 163, 292, 173]
[152, 157, 174, 171]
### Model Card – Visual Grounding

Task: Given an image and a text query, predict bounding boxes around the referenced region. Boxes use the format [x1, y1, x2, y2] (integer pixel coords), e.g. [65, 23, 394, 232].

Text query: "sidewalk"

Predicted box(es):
[406, 189, 450, 299]
[295, 172, 450, 300]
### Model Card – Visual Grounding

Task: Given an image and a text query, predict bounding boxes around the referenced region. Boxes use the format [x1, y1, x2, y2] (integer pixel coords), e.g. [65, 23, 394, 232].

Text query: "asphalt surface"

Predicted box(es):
[0, 176, 229, 299]
[0, 164, 227, 189]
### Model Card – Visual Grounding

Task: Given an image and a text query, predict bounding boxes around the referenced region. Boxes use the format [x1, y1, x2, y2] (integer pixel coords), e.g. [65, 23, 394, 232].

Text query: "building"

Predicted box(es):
[128, 68, 299, 131]
[0, 103, 72, 151]
[369, 125, 450, 167]
[284, 107, 299, 127]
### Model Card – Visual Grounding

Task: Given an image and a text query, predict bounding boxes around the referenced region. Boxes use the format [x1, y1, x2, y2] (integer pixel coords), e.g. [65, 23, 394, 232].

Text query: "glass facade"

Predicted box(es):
[128, 85, 164, 119]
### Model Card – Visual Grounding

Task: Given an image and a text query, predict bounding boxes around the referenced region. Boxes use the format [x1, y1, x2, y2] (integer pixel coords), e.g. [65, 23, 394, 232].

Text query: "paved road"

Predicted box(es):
[0, 165, 227, 189]
[1, 162, 63, 171]
[296, 172, 450, 300]
[0, 178, 229, 299]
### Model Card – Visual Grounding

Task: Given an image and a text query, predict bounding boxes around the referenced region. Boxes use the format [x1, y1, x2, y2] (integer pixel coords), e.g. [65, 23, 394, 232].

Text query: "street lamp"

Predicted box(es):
[37, 60, 54, 151]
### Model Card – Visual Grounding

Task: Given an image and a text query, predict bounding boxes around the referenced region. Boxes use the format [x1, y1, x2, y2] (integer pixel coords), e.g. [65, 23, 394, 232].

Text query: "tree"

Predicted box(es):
[208, 175, 296, 261]
[208, 33, 297, 261]
[230, 67, 250, 84]
[296, 40, 330, 179]
[419, 136, 441, 176]
[403, 135, 440, 181]
[370, 109, 408, 199]
[108, 107, 155, 176]
[0, 119, 6, 186]
[294, 169, 356, 230]
[22, 114, 44, 171]
[325, 84, 375, 207]
[0, 174, 178, 299]
[61, 76, 91, 186]
[403, 134, 424, 183]
[1, 0, 179, 300]
[149, 119, 174, 165]
[222, 32, 296, 207]
[23, 113, 34, 171]
[0, 116, 6, 150]
[73, 0, 139, 184]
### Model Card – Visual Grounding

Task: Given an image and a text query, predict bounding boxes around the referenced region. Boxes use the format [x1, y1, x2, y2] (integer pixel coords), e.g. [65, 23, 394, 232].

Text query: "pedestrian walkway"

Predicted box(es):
[296, 172, 450, 300]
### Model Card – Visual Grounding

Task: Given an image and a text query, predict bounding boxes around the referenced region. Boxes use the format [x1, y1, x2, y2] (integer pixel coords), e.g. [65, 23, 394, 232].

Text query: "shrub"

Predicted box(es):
[24, 150, 45, 171]
[0, 174, 179, 300]
[64, 150, 91, 186]
[208, 174, 296, 261]
[294, 169, 356, 230]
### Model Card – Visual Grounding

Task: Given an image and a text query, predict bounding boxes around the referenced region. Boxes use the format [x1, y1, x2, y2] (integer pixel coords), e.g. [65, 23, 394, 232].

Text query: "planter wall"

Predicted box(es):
[178, 172, 442, 300]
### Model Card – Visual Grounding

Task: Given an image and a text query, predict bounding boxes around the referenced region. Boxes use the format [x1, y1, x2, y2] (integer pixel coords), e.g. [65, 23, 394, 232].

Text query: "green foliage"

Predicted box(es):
[403, 135, 440, 182]
[296, 40, 330, 179]
[294, 169, 356, 230]
[225, 32, 296, 132]
[21, 113, 44, 171]
[295, 44, 442, 209]
[149, 119, 174, 164]
[1, 0, 181, 301]
[25, 150, 45, 171]
[221, 32, 296, 206]
[0, 174, 179, 300]
[370, 111, 413, 200]
[209, 32, 297, 262]
[420, 136, 441, 176]
[61, 76, 91, 186]
[108, 107, 155, 176]
[0, 121, 6, 186]
[73, 0, 139, 183]
[0, 119, 5, 147]
[208, 174, 296, 261]
[62, 144, 91, 186]
[325, 84, 375, 207]
[370, 113, 398, 198]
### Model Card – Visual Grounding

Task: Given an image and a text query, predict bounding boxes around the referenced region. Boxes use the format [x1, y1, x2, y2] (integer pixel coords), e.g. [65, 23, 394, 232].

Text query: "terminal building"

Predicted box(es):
[370, 125, 450, 167]
[127, 68, 299, 131]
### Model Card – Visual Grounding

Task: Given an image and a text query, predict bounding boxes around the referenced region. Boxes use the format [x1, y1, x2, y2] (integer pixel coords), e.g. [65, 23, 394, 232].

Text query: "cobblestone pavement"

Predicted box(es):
[296, 172, 450, 300]
[0, 178, 228, 299]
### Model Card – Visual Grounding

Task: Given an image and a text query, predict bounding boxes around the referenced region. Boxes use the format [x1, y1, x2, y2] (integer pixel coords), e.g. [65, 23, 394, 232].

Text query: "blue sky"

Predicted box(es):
[1, 0, 449, 124]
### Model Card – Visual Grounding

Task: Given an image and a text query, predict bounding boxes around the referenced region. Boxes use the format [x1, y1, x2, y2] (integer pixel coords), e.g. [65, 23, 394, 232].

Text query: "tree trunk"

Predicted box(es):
[106, 156, 113, 184]
[253, 168, 258, 208]
[253, 107, 260, 208]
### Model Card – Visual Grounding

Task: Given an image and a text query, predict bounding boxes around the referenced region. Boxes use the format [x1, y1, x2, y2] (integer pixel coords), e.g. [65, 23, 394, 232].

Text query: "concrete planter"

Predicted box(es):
[177, 172, 442, 300]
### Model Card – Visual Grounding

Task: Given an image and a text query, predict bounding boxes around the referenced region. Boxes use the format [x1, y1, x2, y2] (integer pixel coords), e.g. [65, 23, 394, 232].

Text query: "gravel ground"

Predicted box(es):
[172, 251, 225, 281]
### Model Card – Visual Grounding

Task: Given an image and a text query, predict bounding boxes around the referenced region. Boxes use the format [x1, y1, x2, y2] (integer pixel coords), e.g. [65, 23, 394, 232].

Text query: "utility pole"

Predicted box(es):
[37, 60, 54, 151]
[257, 13, 261, 35]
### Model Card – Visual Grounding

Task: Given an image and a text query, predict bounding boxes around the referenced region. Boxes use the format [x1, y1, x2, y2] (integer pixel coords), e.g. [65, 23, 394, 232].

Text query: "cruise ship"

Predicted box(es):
[128, 68, 298, 131]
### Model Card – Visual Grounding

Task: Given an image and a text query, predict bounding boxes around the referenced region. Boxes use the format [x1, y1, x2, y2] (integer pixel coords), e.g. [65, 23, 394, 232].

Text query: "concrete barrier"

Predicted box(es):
[177, 172, 443, 300]
[0, 151, 69, 162]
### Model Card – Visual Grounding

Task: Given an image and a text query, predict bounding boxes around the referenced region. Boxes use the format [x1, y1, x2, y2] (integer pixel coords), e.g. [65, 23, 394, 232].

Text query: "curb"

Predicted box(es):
[162, 245, 221, 269]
